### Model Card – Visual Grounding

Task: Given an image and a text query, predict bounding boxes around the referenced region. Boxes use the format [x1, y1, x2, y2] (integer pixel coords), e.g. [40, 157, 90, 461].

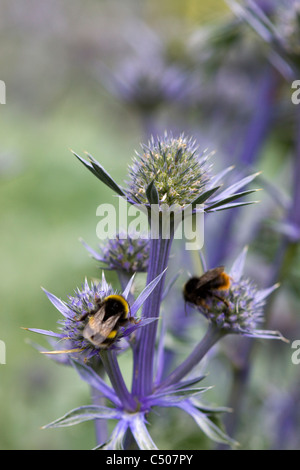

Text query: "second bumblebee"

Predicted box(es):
[183, 266, 231, 311]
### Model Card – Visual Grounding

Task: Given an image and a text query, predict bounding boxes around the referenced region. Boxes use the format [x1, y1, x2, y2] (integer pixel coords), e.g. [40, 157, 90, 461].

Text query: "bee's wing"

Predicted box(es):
[195, 266, 224, 288]
[98, 314, 120, 337]
[83, 308, 121, 346]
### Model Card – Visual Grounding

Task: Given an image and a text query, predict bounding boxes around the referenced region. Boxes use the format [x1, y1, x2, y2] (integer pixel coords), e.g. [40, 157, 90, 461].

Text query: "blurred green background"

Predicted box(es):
[0, 0, 299, 450]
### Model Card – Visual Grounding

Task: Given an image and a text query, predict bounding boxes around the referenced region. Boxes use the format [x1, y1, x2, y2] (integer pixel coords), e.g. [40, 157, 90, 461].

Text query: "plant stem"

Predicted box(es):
[90, 385, 108, 445]
[132, 235, 173, 397]
[157, 323, 225, 390]
[100, 350, 136, 412]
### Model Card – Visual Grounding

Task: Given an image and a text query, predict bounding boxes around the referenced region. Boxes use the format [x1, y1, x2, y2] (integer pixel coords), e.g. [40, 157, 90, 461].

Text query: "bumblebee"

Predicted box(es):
[183, 266, 231, 310]
[80, 294, 133, 349]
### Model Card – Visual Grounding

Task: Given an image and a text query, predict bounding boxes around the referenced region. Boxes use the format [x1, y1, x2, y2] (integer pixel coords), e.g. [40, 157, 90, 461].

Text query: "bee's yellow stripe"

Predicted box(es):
[104, 295, 130, 317]
[107, 329, 118, 339]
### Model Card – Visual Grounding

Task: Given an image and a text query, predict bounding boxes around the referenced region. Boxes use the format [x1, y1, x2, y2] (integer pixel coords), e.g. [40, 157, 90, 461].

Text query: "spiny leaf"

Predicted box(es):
[191, 186, 220, 209]
[209, 172, 260, 202]
[205, 200, 260, 212]
[42, 405, 119, 429]
[72, 150, 126, 197]
[205, 189, 259, 211]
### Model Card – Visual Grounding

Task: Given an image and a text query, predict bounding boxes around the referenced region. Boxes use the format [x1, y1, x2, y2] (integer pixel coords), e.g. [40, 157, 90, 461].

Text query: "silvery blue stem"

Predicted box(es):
[90, 385, 108, 445]
[100, 350, 136, 412]
[88, 356, 109, 445]
[217, 336, 254, 449]
[132, 235, 173, 398]
[156, 323, 225, 391]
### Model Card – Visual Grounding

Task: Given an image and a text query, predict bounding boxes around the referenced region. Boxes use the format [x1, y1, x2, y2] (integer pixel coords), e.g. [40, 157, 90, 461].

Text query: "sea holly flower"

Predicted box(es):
[96, 47, 192, 115]
[80, 232, 150, 274]
[30, 132, 278, 450]
[39, 252, 288, 450]
[72, 132, 260, 214]
[72, 132, 261, 401]
[94, 24, 196, 137]
[157, 247, 288, 391]
[196, 247, 287, 340]
[26, 271, 238, 449]
[25, 270, 165, 361]
[125, 133, 212, 208]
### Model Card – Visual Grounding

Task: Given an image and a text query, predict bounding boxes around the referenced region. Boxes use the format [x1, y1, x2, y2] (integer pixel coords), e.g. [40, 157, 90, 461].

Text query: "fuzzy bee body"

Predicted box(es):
[82, 295, 131, 349]
[183, 266, 231, 310]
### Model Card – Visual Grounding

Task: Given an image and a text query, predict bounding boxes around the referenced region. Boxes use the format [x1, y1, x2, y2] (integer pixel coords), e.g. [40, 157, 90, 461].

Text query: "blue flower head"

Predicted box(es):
[73, 131, 261, 215]
[125, 132, 212, 207]
[81, 232, 150, 274]
[189, 247, 287, 341]
[26, 271, 165, 362]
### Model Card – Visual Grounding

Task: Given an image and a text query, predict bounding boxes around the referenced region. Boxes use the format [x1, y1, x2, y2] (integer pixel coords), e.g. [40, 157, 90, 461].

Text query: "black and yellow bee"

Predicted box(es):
[183, 266, 231, 311]
[80, 294, 133, 349]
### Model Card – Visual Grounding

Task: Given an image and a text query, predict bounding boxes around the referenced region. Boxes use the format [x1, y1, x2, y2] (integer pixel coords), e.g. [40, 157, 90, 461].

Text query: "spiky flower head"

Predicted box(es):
[203, 277, 277, 338]
[26, 271, 165, 361]
[73, 133, 260, 217]
[60, 278, 114, 359]
[81, 233, 150, 274]
[192, 248, 287, 341]
[125, 132, 212, 208]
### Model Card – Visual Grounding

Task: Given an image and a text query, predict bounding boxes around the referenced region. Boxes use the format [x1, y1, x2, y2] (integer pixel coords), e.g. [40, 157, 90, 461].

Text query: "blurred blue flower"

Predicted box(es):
[226, 0, 300, 79]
